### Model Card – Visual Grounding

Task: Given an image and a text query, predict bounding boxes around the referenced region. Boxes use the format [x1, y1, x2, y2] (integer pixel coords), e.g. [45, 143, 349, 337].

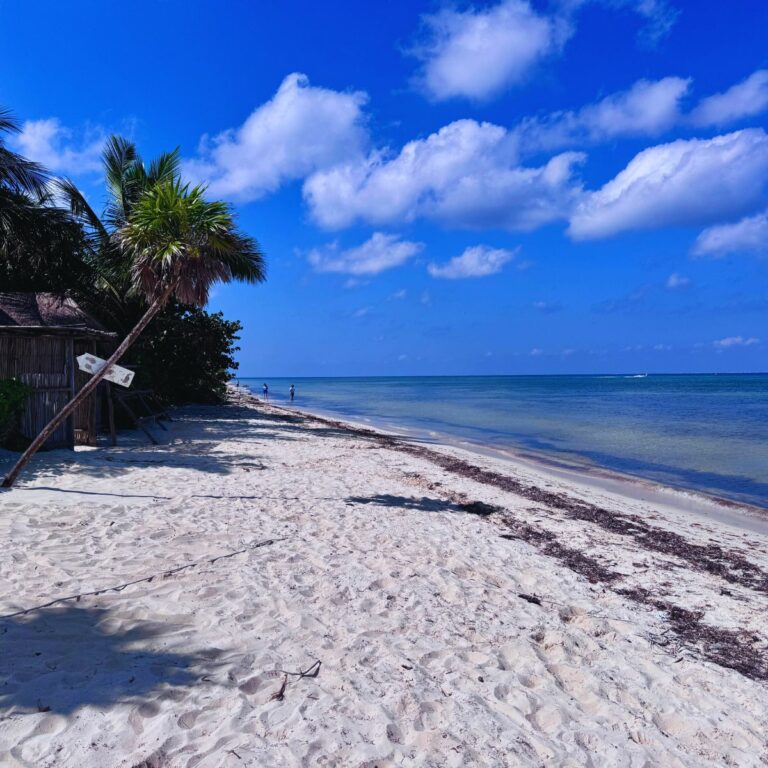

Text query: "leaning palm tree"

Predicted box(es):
[2, 180, 265, 487]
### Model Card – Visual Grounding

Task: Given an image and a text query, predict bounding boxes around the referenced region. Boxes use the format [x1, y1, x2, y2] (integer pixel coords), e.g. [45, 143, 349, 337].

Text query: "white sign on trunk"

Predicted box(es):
[76, 354, 135, 388]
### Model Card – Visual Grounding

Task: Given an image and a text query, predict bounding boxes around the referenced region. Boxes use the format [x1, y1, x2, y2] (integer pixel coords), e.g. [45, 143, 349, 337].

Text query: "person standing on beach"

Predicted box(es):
[289, 384, 295, 402]
[262, 383, 269, 401]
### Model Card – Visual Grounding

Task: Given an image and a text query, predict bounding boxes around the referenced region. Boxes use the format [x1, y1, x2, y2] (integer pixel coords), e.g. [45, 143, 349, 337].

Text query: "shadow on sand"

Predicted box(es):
[0, 605, 201, 715]
[0, 404, 299, 488]
[346, 494, 498, 516]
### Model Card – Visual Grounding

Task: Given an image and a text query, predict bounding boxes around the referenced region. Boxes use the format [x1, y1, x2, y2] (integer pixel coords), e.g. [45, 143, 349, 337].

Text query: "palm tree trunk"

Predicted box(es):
[2, 282, 177, 488]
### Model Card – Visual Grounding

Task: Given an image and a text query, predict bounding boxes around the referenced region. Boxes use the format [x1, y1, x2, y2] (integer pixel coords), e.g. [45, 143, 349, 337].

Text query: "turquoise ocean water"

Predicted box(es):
[239, 375, 768, 508]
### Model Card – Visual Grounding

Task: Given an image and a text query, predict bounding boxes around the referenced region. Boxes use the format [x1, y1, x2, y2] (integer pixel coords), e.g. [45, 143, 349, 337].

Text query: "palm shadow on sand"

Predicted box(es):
[346, 494, 497, 516]
[0, 605, 200, 715]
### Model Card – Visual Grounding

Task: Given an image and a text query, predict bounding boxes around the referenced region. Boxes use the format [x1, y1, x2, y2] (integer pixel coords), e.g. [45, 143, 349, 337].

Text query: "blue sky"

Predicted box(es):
[2, 0, 767, 375]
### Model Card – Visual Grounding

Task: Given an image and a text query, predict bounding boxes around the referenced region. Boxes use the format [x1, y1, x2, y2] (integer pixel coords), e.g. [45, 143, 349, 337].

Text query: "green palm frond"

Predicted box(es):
[103, 135, 140, 228]
[56, 177, 109, 242]
[116, 181, 266, 307]
[0, 106, 49, 199]
[148, 148, 180, 186]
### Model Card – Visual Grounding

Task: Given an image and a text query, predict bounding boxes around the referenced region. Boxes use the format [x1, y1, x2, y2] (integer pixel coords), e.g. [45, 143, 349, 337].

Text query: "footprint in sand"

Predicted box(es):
[177, 710, 200, 730]
[137, 701, 161, 718]
[386, 722, 403, 743]
[29, 714, 68, 738]
[414, 700, 449, 731]
[527, 702, 563, 734]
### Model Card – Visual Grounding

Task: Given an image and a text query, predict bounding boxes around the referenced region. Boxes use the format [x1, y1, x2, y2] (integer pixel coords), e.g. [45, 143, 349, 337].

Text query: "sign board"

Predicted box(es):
[76, 354, 135, 388]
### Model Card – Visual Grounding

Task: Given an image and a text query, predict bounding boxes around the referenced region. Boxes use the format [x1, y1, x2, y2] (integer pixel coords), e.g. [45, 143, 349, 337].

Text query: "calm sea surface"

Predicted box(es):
[240, 375, 768, 508]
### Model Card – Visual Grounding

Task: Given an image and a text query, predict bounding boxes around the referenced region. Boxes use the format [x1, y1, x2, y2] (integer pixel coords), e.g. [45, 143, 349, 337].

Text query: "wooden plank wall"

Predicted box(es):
[0, 333, 97, 448]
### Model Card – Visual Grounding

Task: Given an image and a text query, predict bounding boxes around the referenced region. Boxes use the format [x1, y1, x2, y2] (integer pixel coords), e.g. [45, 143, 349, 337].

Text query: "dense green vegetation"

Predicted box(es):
[0, 379, 30, 445]
[131, 305, 244, 404]
[0, 109, 265, 407]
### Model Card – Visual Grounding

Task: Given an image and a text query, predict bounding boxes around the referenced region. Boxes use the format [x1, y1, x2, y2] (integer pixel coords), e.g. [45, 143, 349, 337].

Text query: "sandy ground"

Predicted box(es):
[0, 391, 767, 767]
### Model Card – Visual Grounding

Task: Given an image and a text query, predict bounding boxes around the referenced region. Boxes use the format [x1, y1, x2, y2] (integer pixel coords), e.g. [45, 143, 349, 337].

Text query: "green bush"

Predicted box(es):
[129, 304, 243, 405]
[0, 379, 30, 446]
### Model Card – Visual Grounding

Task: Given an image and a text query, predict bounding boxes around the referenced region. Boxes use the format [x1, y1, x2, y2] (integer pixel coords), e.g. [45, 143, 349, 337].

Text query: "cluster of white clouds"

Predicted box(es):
[713, 335, 760, 349]
[521, 335, 763, 357]
[176, 69, 768, 248]
[17, 67, 768, 270]
[516, 70, 768, 154]
[12, 0, 768, 275]
[308, 233, 517, 281]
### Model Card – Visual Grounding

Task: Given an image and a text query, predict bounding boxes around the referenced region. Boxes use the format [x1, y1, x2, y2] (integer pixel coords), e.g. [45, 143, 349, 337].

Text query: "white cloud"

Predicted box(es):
[343, 277, 369, 289]
[517, 69, 768, 156]
[532, 300, 563, 312]
[184, 73, 368, 201]
[307, 232, 423, 276]
[353, 306, 373, 318]
[412, 0, 570, 102]
[569, 129, 768, 239]
[612, 0, 679, 44]
[14, 118, 103, 175]
[692, 208, 768, 258]
[390, 289, 407, 300]
[665, 272, 690, 289]
[530, 347, 544, 356]
[690, 70, 768, 127]
[304, 119, 585, 231]
[564, 1, 679, 42]
[653, 343, 672, 350]
[410, 0, 678, 103]
[713, 336, 760, 349]
[428, 245, 518, 279]
[517, 77, 690, 152]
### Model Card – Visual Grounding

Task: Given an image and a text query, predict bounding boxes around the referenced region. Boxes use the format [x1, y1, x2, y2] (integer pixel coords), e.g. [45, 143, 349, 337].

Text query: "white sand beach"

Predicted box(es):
[1, 390, 767, 767]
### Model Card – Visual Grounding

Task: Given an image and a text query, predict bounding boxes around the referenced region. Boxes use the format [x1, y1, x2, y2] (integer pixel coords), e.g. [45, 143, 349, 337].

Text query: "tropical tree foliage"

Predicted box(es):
[0, 108, 90, 291]
[0, 114, 263, 407]
[130, 305, 243, 404]
[56, 137, 184, 329]
[3, 174, 265, 486]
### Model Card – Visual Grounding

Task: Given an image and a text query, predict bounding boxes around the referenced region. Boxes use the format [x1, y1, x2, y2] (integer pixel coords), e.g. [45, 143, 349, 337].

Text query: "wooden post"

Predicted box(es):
[105, 383, 117, 446]
[65, 337, 76, 450]
[114, 394, 159, 445]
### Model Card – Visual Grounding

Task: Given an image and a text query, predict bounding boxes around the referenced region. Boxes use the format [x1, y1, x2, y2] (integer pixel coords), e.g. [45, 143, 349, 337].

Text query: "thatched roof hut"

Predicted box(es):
[0, 293, 116, 449]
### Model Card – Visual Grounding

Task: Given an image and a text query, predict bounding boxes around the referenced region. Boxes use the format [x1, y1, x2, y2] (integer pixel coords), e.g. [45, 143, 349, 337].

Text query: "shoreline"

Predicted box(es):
[240, 387, 768, 536]
[1, 394, 767, 766]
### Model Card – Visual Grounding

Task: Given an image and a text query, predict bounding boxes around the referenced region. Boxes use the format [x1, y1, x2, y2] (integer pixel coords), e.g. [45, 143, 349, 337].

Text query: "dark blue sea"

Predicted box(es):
[240, 375, 768, 508]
